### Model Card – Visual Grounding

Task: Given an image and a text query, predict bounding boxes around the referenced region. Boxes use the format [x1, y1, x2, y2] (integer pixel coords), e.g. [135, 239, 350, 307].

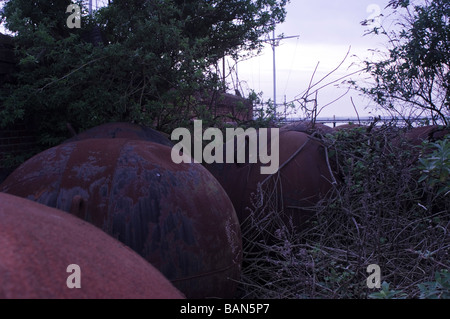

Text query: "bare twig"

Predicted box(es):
[38, 57, 105, 91]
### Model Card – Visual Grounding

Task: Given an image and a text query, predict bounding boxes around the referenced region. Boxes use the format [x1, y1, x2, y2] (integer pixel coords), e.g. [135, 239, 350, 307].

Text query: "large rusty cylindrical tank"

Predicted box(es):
[205, 129, 335, 229]
[0, 139, 242, 299]
[64, 122, 173, 147]
[0, 193, 185, 299]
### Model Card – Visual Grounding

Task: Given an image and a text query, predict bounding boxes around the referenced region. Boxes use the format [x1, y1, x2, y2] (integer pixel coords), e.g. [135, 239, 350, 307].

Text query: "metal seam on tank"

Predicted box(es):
[110, 140, 158, 253]
[173, 168, 241, 281]
[132, 142, 159, 253]
[143, 165, 229, 282]
[51, 143, 76, 209]
[106, 139, 130, 235]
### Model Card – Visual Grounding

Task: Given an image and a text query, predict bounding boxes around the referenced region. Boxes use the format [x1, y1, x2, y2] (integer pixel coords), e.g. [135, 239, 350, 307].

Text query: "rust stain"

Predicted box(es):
[0, 192, 185, 299]
[205, 129, 334, 229]
[0, 138, 242, 299]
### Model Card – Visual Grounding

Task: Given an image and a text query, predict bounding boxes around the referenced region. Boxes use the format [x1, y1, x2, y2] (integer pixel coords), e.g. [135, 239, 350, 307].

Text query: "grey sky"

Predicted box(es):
[236, 0, 398, 118]
[0, 0, 400, 119]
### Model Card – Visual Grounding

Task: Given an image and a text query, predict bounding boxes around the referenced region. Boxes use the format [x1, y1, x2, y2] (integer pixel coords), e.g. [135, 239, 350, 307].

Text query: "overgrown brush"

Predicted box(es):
[237, 125, 450, 299]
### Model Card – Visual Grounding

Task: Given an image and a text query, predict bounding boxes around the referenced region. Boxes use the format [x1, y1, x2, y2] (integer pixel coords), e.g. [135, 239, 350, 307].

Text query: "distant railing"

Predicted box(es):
[278, 116, 438, 128]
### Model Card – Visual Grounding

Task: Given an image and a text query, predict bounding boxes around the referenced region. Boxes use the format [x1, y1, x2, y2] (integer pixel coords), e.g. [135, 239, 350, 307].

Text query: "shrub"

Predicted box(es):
[237, 125, 450, 299]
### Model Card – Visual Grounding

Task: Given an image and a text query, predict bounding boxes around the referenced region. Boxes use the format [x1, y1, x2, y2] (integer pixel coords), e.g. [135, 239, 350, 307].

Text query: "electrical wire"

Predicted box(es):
[283, 36, 300, 99]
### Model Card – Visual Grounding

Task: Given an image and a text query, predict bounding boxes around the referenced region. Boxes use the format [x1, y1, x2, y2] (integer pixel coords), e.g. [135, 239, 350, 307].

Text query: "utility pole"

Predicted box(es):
[89, 0, 101, 15]
[264, 27, 299, 109]
[223, 56, 226, 92]
[272, 28, 277, 108]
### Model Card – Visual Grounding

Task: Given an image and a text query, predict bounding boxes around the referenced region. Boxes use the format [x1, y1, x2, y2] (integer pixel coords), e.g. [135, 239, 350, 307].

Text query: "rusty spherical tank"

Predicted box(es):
[281, 121, 334, 136]
[0, 139, 242, 299]
[205, 129, 335, 228]
[0, 192, 185, 299]
[404, 125, 450, 145]
[64, 122, 173, 147]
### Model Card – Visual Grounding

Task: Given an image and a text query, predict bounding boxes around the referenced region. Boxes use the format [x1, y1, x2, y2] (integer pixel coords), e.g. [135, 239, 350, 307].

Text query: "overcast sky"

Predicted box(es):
[235, 0, 398, 119]
[0, 0, 400, 119]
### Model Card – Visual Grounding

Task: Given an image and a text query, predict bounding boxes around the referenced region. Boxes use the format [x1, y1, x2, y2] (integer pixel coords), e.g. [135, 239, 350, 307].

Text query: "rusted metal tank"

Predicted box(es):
[0, 192, 185, 299]
[332, 124, 365, 131]
[404, 125, 449, 145]
[281, 121, 334, 136]
[64, 122, 173, 147]
[205, 129, 335, 229]
[0, 139, 242, 299]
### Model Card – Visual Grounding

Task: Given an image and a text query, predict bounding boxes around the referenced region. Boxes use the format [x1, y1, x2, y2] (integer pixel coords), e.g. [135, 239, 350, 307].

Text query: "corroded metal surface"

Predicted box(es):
[0, 139, 242, 299]
[205, 129, 334, 228]
[281, 121, 334, 135]
[64, 122, 173, 147]
[332, 124, 365, 131]
[0, 192, 185, 299]
[404, 125, 450, 145]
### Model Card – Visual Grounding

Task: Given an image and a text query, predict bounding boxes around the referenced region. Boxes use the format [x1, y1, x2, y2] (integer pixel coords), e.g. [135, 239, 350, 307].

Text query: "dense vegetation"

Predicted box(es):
[236, 0, 449, 299]
[0, 0, 448, 299]
[355, 0, 449, 125]
[0, 0, 287, 147]
[238, 126, 449, 299]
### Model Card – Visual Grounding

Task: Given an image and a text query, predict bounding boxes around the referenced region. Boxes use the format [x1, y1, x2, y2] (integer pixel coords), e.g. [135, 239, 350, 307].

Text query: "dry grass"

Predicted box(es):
[237, 125, 450, 299]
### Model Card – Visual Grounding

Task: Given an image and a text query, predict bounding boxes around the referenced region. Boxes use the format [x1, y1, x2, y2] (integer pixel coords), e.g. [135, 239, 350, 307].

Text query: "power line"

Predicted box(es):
[283, 36, 300, 97]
